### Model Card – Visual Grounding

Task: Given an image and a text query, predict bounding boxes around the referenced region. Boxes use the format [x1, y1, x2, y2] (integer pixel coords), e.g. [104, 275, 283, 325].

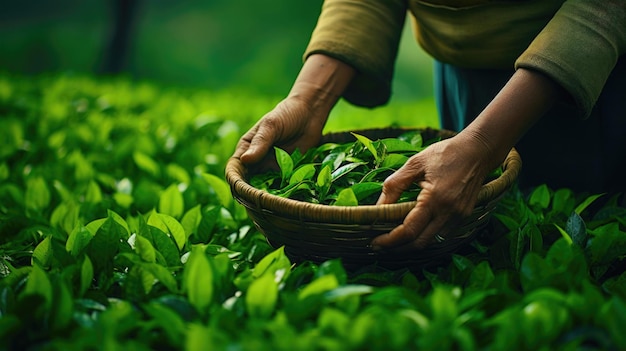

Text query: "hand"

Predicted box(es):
[372, 134, 495, 251]
[232, 54, 355, 168]
[233, 96, 328, 168]
[371, 68, 563, 251]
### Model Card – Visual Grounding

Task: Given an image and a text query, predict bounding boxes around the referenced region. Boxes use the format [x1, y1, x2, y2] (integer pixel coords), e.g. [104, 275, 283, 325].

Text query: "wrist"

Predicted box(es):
[458, 68, 562, 172]
[288, 54, 356, 113]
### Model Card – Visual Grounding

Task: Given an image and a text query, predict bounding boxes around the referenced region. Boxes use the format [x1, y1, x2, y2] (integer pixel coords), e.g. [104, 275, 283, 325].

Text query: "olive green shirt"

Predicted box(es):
[304, 0, 626, 117]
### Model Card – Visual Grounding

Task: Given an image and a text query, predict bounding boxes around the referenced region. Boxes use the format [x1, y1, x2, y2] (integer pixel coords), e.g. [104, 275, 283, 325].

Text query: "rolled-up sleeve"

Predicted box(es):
[515, 0, 626, 118]
[304, 0, 408, 108]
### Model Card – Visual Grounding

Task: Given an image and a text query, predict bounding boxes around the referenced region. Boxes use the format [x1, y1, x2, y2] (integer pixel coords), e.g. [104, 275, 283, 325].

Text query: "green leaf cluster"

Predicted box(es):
[251, 132, 434, 206]
[0, 73, 625, 351]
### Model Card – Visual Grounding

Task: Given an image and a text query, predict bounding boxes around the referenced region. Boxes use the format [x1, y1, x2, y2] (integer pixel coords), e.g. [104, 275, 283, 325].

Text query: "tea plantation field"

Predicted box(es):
[0, 73, 625, 350]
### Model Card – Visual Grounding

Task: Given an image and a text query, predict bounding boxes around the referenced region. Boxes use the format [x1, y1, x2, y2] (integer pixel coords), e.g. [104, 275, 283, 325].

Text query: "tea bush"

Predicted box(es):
[0, 73, 625, 351]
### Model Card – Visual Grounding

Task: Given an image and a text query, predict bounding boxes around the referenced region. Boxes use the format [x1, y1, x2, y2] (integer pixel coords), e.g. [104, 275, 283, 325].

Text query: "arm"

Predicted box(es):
[515, 0, 626, 118]
[373, 68, 563, 250]
[235, 0, 407, 164]
[371, 0, 626, 250]
[234, 54, 355, 164]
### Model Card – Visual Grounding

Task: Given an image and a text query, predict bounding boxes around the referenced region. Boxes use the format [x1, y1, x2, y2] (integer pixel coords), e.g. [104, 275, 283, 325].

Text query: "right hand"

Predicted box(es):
[233, 95, 329, 167]
[233, 54, 356, 168]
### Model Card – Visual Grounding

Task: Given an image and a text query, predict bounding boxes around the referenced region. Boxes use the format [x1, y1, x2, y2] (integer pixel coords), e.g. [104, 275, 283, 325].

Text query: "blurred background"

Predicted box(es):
[1, 0, 434, 104]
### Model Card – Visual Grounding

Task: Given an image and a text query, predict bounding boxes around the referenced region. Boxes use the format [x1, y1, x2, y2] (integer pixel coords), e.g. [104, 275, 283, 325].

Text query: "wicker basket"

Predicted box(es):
[226, 127, 521, 270]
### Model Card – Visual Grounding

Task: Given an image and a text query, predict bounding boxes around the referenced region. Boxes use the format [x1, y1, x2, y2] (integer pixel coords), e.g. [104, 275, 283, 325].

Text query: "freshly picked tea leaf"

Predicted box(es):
[249, 130, 500, 206]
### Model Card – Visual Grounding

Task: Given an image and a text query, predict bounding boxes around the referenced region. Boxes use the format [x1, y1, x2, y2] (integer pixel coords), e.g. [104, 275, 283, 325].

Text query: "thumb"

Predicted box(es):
[240, 123, 278, 164]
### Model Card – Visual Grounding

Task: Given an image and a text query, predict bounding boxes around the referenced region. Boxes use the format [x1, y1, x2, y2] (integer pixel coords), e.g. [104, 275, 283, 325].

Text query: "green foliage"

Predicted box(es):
[253, 132, 433, 205]
[0, 73, 625, 350]
[255, 132, 502, 206]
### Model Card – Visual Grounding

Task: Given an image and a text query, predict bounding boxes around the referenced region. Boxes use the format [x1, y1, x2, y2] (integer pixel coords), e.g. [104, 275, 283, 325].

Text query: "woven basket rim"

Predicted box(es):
[225, 127, 522, 224]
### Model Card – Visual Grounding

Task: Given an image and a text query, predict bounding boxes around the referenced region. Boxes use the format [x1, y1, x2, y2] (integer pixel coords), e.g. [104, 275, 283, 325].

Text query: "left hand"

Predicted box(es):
[371, 133, 495, 251]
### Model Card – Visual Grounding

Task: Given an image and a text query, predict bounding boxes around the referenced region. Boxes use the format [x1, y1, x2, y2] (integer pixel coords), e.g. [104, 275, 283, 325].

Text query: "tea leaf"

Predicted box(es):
[107, 210, 131, 237]
[25, 176, 50, 212]
[253, 246, 291, 280]
[553, 224, 573, 245]
[574, 193, 605, 215]
[352, 133, 380, 164]
[87, 214, 129, 274]
[32, 236, 53, 268]
[467, 261, 495, 291]
[184, 246, 214, 312]
[565, 212, 587, 247]
[84, 179, 102, 204]
[181, 204, 202, 240]
[159, 184, 184, 219]
[331, 162, 365, 182]
[194, 206, 221, 244]
[551, 188, 575, 216]
[166, 163, 191, 184]
[50, 278, 73, 331]
[133, 151, 161, 177]
[22, 264, 52, 309]
[322, 150, 347, 171]
[378, 138, 421, 153]
[79, 256, 94, 297]
[201, 173, 233, 209]
[289, 164, 316, 185]
[526, 223, 543, 253]
[148, 212, 186, 251]
[399, 131, 424, 148]
[299, 274, 339, 300]
[529, 184, 550, 210]
[350, 182, 382, 202]
[275, 147, 293, 184]
[316, 165, 332, 198]
[134, 234, 157, 263]
[51, 202, 80, 236]
[144, 302, 187, 348]
[67, 226, 95, 257]
[246, 273, 278, 319]
[143, 263, 178, 293]
[334, 188, 358, 206]
[141, 224, 180, 268]
[381, 153, 409, 169]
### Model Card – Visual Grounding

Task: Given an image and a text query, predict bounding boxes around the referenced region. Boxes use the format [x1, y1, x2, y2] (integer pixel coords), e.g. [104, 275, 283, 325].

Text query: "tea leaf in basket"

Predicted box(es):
[380, 154, 409, 169]
[322, 149, 347, 172]
[274, 181, 312, 199]
[289, 164, 316, 185]
[331, 162, 366, 182]
[290, 148, 304, 166]
[334, 188, 359, 206]
[377, 138, 422, 153]
[350, 182, 383, 202]
[351, 133, 380, 164]
[274, 147, 293, 185]
[251, 130, 448, 206]
[398, 130, 424, 148]
[316, 165, 332, 201]
[360, 167, 395, 183]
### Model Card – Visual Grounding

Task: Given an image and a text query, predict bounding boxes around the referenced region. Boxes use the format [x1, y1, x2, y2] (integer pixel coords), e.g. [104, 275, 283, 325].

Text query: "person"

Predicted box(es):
[232, 0, 626, 252]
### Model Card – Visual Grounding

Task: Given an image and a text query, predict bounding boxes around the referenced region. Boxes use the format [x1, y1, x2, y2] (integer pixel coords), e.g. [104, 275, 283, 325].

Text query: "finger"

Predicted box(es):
[382, 216, 451, 253]
[232, 131, 254, 159]
[376, 160, 424, 205]
[240, 120, 281, 164]
[370, 200, 433, 249]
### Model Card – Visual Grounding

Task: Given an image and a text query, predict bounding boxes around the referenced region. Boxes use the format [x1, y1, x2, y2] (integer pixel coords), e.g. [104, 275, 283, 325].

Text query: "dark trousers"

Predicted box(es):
[434, 57, 626, 197]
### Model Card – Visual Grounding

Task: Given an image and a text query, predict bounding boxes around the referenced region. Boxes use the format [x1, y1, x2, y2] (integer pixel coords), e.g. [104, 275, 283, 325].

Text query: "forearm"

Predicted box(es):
[288, 54, 356, 118]
[458, 67, 563, 171]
